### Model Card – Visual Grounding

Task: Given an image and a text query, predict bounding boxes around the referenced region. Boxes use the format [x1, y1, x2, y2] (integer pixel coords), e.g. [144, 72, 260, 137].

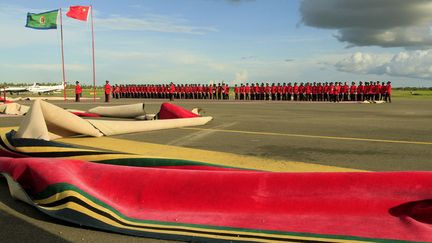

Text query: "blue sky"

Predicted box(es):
[1, 0, 432, 87]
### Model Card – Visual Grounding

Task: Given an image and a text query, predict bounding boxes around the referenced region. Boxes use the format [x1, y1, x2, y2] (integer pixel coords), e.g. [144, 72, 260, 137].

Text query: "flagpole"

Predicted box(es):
[59, 8, 66, 101]
[90, 5, 96, 102]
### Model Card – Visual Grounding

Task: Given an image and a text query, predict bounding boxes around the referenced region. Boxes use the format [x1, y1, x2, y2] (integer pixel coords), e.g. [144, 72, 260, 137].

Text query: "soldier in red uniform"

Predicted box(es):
[104, 80, 111, 102]
[342, 82, 349, 101]
[305, 82, 311, 101]
[203, 85, 208, 99]
[265, 83, 271, 100]
[293, 82, 299, 101]
[282, 83, 287, 101]
[328, 82, 334, 102]
[240, 84, 245, 100]
[169, 82, 175, 101]
[369, 82, 376, 101]
[259, 83, 265, 100]
[75, 81, 82, 102]
[323, 82, 329, 101]
[299, 83, 305, 101]
[287, 82, 293, 101]
[334, 82, 340, 103]
[311, 82, 317, 101]
[208, 84, 213, 100]
[357, 81, 364, 101]
[175, 84, 180, 99]
[317, 82, 323, 101]
[114, 84, 120, 99]
[208, 84, 212, 100]
[277, 83, 282, 100]
[234, 84, 240, 100]
[350, 82, 357, 101]
[271, 83, 276, 101]
[385, 81, 392, 103]
[139, 84, 143, 98]
[376, 82, 382, 101]
[184, 84, 188, 99]
[124, 85, 129, 98]
[119, 85, 125, 98]
[245, 83, 250, 100]
[198, 84, 203, 99]
[225, 85, 230, 100]
[363, 82, 369, 101]
[380, 82, 386, 101]
[216, 83, 221, 100]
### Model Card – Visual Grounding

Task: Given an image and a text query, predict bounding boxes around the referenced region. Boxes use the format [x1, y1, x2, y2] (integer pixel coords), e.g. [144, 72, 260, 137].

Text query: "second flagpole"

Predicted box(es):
[90, 5, 96, 102]
[59, 8, 67, 101]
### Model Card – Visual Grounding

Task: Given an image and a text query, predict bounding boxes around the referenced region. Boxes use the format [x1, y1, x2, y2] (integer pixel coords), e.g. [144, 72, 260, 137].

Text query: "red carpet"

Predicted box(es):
[158, 103, 199, 119]
[1, 132, 432, 242]
[0, 97, 12, 103]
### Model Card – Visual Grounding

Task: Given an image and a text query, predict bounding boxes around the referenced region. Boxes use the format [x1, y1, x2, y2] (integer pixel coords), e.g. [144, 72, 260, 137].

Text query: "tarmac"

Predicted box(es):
[1, 97, 432, 242]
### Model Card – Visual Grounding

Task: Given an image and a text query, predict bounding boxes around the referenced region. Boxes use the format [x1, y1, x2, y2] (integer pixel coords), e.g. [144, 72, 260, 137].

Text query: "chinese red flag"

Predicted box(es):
[66, 6, 90, 21]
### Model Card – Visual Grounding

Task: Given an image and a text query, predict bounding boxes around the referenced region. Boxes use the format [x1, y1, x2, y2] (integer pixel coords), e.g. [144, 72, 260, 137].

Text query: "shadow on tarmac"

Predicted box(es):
[0, 177, 69, 242]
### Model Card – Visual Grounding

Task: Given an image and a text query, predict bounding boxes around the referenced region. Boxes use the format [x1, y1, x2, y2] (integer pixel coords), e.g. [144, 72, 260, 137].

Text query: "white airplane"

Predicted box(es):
[0, 85, 29, 95]
[27, 83, 65, 95]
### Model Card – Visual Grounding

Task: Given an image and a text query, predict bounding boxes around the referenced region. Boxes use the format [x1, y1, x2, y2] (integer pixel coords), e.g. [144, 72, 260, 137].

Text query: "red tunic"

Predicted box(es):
[312, 85, 317, 95]
[271, 85, 277, 94]
[334, 85, 341, 95]
[287, 85, 293, 94]
[299, 85, 305, 94]
[293, 85, 299, 94]
[329, 85, 334, 95]
[104, 84, 111, 94]
[386, 84, 392, 95]
[305, 85, 311, 95]
[343, 85, 349, 94]
[75, 84, 82, 95]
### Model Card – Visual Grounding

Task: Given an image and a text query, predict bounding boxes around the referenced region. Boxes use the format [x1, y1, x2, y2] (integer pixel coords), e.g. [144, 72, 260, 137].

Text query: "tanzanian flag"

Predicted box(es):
[25, 10, 59, 30]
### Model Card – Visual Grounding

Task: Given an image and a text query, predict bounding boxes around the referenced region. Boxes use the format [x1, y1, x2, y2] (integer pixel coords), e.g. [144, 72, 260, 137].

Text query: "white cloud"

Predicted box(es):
[94, 14, 218, 34]
[335, 50, 432, 80]
[335, 52, 391, 73]
[300, 0, 432, 48]
[234, 70, 248, 83]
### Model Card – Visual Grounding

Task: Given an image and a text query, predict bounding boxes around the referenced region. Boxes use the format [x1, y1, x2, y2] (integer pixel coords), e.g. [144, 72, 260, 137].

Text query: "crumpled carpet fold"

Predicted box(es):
[1, 131, 432, 242]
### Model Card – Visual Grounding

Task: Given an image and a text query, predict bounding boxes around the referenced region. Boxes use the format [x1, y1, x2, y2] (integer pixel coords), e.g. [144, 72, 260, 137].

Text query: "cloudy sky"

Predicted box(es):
[1, 0, 432, 86]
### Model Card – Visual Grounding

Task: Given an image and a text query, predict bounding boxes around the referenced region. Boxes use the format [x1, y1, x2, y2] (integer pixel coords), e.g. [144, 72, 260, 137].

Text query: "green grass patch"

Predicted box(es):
[392, 90, 432, 99]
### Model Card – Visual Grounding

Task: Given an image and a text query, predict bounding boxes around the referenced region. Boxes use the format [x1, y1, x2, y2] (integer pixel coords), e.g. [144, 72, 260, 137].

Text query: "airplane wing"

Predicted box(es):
[0, 86, 29, 93]
[28, 84, 64, 94]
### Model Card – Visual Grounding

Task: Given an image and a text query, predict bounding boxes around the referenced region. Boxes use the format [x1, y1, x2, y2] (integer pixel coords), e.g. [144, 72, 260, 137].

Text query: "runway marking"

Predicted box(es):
[57, 136, 363, 172]
[0, 126, 360, 172]
[167, 122, 237, 146]
[181, 127, 432, 145]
